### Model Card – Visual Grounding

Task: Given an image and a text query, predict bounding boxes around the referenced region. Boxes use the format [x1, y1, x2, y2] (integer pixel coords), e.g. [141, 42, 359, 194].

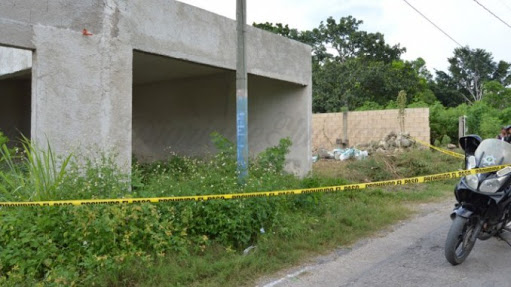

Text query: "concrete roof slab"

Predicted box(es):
[133, 51, 229, 85]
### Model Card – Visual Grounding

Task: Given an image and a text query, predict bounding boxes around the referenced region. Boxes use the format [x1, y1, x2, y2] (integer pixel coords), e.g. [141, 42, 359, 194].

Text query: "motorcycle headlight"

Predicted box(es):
[466, 174, 479, 190]
[479, 176, 508, 193]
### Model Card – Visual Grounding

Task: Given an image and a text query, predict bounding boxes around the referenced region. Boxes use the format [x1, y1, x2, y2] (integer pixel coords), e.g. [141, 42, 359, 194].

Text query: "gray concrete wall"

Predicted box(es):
[0, 79, 31, 143]
[30, 24, 132, 170]
[249, 75, 311, 175]
[124, 0, 311, 86]
[0, 47, 32, 77]
[133, 72, 235, 160]
[0, 0, 105, 49]
[133, 73, 311, 176]
[0, 1, 104, 31]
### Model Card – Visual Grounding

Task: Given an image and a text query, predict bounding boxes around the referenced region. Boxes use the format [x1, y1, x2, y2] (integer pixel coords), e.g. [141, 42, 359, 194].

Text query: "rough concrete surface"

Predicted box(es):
[126, 0, 311, 86]
[258, 199, 511, 287]
[0, 46, 31, 76]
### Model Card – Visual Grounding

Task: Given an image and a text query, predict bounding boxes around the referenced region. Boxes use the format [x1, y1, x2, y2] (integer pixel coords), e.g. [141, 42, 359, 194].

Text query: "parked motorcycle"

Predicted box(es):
[445, 135, 511, 265]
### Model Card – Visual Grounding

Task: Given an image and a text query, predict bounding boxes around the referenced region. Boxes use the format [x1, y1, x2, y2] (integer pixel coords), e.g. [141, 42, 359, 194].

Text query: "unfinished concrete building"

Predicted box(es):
[0, 0, 312, 176]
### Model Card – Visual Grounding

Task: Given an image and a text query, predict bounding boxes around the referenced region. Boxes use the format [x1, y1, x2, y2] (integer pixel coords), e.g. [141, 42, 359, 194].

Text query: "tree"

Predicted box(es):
[493, 60, 511, 86]
[255, 16, 405, 66]
[309, 58, 430, 112]
[432, 47, 511, 105]
[317, 16, 405, 64]
[482, 81, 511, 109]
[254, 17, 430, 112]
[429, 70, 465, 107]
[447, 46, 511, 103]
[411, 57, 432, 81]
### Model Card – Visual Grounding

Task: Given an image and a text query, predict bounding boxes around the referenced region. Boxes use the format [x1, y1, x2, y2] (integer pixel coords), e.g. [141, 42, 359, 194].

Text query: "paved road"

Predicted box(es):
[258, 200, 511, 287]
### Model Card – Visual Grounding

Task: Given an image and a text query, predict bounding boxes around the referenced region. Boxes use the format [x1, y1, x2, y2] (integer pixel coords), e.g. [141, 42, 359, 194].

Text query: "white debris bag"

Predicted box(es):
[339, 148, 354, 161]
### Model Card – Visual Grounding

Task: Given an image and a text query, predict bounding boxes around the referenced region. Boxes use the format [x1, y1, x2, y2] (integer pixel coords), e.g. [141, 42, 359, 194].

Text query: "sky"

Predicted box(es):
[177, 0, 511, 74]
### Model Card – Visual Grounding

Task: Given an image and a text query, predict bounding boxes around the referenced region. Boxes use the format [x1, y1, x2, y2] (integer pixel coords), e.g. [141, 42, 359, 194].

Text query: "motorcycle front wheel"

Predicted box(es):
[445, 215, 478, 265]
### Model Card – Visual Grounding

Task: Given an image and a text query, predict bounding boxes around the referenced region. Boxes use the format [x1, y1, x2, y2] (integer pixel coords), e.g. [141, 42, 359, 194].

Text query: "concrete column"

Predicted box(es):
[342, 110, 349, 148]
[31, 25, 132, 171]
[248, 75, 311, 177]
[459, 115, 467, 139]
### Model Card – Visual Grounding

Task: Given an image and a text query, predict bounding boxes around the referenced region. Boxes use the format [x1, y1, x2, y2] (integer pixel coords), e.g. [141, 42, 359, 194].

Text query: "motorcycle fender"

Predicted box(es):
[450, 207, 473, 220]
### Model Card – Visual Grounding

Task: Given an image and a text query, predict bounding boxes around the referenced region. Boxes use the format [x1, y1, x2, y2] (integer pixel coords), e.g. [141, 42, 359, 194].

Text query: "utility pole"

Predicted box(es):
[236, 0, 248, 180]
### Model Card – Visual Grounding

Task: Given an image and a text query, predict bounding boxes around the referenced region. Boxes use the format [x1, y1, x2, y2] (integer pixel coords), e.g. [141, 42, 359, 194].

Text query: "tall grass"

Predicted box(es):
[0, 138, 71, 201]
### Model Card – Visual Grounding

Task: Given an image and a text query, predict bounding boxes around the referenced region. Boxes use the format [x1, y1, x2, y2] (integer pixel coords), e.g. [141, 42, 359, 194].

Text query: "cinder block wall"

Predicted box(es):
[312, 108, 430, 150]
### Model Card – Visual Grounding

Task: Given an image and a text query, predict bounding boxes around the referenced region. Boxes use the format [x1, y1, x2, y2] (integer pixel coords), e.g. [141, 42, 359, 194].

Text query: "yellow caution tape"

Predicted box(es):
[412, 138, 465, 159]
[0, 165, 506, 207]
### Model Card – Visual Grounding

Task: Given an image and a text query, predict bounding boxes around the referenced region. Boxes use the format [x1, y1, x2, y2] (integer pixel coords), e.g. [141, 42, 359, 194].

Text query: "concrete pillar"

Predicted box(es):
[458, 115, 467, 139]
[248, 75, 311, 177]
[31, 25, 132, 171]
[342, 110, 349, 148]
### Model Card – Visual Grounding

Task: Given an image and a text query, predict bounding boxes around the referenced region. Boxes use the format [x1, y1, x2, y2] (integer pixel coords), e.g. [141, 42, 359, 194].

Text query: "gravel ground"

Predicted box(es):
[257, 199, 511, 287]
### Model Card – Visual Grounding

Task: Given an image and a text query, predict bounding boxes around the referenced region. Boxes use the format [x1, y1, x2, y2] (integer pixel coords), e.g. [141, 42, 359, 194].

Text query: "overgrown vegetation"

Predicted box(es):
[0, 137, 71, 201]
[0, 132, 461, 286]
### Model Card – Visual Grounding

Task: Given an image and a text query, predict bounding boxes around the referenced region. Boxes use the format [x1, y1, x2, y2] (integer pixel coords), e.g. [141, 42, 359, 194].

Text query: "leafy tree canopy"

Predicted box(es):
[441, 47, 511, 104]
[482, 80, 511, 110]
[254, 16, 431, 112]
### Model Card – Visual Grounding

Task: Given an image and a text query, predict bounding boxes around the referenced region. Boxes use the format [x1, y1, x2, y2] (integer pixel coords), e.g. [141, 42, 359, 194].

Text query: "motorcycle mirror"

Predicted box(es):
[459, 135, 482, 154]
[467, 156, 476, 169]
[497, 166, 511, 177]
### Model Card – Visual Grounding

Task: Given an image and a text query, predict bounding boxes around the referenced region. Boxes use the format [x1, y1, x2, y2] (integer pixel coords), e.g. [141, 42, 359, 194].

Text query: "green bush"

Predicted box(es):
[256, 137, 292, 173]
[427, 100, 508, 143]
[428, 102, 467, 144]
[479, 115, 502, 139]
[440, 135, 451, 146]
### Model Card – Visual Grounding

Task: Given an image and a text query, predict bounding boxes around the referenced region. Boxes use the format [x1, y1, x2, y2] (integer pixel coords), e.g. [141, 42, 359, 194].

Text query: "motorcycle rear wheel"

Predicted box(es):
[445, 215, 477, 265]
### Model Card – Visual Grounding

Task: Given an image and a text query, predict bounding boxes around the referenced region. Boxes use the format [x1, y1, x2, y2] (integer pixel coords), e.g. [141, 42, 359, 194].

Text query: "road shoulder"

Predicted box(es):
[256, 199, 454, 287]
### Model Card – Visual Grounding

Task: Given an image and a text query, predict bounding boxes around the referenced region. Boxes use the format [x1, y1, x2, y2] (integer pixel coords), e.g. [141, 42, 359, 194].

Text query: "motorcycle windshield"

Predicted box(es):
[474, 139, 511, 167]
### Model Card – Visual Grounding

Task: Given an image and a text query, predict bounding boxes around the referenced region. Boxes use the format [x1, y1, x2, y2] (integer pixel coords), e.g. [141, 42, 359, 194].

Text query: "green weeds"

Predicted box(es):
[0, 133, 460, 286]
[0, 138, 71, 201]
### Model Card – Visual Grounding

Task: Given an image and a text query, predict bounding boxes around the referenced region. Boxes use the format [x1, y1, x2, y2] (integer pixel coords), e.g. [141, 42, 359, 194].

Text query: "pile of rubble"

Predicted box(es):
[314, 132, 416, 161]
[356, 132, 416, 154]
